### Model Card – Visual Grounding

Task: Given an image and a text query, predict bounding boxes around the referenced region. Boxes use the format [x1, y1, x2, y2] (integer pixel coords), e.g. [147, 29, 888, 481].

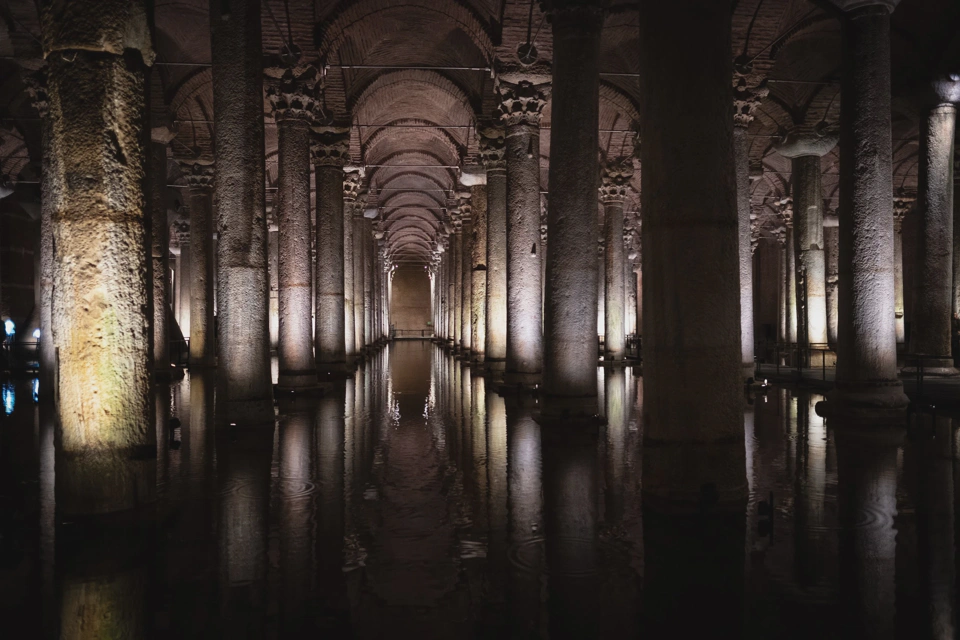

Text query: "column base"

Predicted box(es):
[601, 357, 633, 368]
[741, 362, 756, 382]
[820, 381, 909, 423]
[154, 365, 185, 381]
[317, 363, 352, 381]
[483, 358, 506, 384]
[221, 398, 276, 427]
[277, 370, 322, 393]
[900, 356, 960, 377]
[539, 394, 600, 422]
[642, 439, 748, 515]
[501, 370, 541, 391]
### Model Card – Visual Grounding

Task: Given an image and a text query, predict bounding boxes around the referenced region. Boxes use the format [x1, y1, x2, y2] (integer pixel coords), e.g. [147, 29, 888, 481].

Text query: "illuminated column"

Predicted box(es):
[180, 159, 216, 367]
[41, 0, 155, 514]
[352, 192, 366, 354]
[311, 124, 350, 374]
[733, 74, 768, 377]
[450, 209, 463, 350]
[469, 179, 487, 362]
[892, 196, 910, 345]
[600, 157, 632, 361]
[638, 0, 745, 509]
[458, 192, 474, 354]
[174, 222, 192, 340]
[24, 71, 56, 395]
[777, 230, 788, 344]
[211, 0, 272, 422]
[777, 128, 837, 358]
[278, 408, 314, 633]
[597, 240, 605, 342]
[150, 125, 177, 376]
[343, 170, 362, 364]
[363, 218, 373, 348]
[780, 199, 798, 344]
[446, 232, 456, 346]
[497, 71, 549, 386]
[827, 0, 908, 415]
[906, 84, 959, 376]
[479, 124, 507, 373]
[825, 214, 840, 346]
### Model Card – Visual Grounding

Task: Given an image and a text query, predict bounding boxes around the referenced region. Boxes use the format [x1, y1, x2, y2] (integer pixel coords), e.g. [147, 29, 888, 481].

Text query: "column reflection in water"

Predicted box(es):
[316, 385, 348, 628]
[470, 373, 488, 538]
[604, 369, 627, 524]
[486, 387, 509, 625]
[835, 423, 902, 640]
[794, 394, 830, 588]
[505, 393, 543, 635]
[216, 399, 274, 636]
[39, 403, 57, 638]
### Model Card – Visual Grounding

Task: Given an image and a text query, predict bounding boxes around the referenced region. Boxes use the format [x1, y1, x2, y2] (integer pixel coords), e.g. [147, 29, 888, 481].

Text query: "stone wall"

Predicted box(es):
[390, 266, 431, 333]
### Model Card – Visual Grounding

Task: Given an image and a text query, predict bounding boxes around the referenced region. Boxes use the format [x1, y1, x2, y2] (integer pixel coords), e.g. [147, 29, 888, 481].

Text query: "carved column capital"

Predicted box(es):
[776, 124, 839, 158]
[456, 191, 472, 221]
[599, 156, 635, 203]
[266, 67, 318, 122]
[778, 197, 794, 227]
[310, 124, 351, 167]
[496, 76, 550, 127]
[23, 67, 49, 119]
[343, 168, 364, 203]
[732, 73, 768, 128]
[178, 158, 214, 190]
[478, 122, 506, 170]
[171, 220, 190, 246]
[893, 192, 914, 230]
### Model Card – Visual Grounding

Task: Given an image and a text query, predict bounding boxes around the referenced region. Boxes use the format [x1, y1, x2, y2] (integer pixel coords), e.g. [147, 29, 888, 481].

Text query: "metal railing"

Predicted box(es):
[758, 342, 835, 381]
[1, 340, 39, 373]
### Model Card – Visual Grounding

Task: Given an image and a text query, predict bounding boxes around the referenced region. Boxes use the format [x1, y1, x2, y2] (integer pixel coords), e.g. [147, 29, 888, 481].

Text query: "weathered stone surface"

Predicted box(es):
[40, 0, 154, 63]
[179, 159, 215, 368]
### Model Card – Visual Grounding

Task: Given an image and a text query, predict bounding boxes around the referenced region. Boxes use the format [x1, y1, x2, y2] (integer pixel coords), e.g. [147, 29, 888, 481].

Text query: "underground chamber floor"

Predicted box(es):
[0, 340, 956, 637]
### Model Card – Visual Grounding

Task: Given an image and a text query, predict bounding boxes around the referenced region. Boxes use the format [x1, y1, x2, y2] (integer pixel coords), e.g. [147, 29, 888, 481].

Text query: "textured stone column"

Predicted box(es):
[352, 193, 366, 354]
[363, 218, 373, 348]
[150, 126, 177, 376]
[497, 71, 549, 386]
[446, 233, 455, 346]
[906, 84, 959, 376]
[827, 0, 908, 414]
[211, 0, 273, 422]
[638, 0, 745, 509]
[41, 0, 156, 514]
[175, 223, 192, 339]
[451, 211, 463, 349]
[269, 71, 318, 387]
[778, 233, 788, 344]
[479, 124, 508, 373]
[181, 160, 216, 368]
[780, 199, 798, 344]
[470, 181, 487, 362]
[311, 125, 349, 374]
[777, 129, 837, 356]
[458, 193, 473, 354]
[825, 215, 840, 346]
[733, 74, 768, 377]
[953, 153, 960, 326]
[343, 170, 362, 363]
[600, 157, 632, 361]
[892, 197, 910, 345]
[597, 240, 605, 341]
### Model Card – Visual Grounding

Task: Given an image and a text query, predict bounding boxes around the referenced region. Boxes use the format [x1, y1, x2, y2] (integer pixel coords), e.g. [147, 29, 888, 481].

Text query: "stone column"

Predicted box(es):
[625, 235, 638, 335]
[465, 177, 488, 363]
[352, 192, 366, 354]
[363, 218, 373, 348]
[180, 160, 216, 368]
[733, 74, 768, 377]
[892, 196, 911, 345]
[41, 0, 156, 514]
[600, 157, 633, 361]
[150, 126, 177, 376]
[479, 124, 507, 374]
[638, 0, 745, 509]
[268, 70, 318, 388]
[541, 0, 600, 410]
[777, 128, 838, 358]
[173, 221, 192, 341]
[906, 82, 959, 376]
[826, 0, 908, 415]
[597, 240, 605, 341]
[459, 192, 473, 354]
[310, 125, 349, 374]
[343, 170, 362, 364]
[211, 0, 272, 422]
[825, 214, 840, 346]
[450, 209, 463, 350]
[779, 198, 798, 344]
[953, 153, 960, 326]
[497, 71, 550, 386]
[446, 231, 456, 346]
[778, 231, 788, 344]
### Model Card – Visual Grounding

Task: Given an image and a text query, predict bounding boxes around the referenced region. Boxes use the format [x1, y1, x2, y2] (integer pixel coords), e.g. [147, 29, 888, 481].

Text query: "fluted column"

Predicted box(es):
[733, 74, 768, 377]
[479, 124, 508, 374]
[150, 125, 177, 376]
[180, 160, 216, 368]
[497, 71, 549, 386]
[906, 80, 959, 376]
[827, 0, 909, 415]
[311, 125, 350, 374]
[268, 70, 318, 387]
[600, 157, 633, 362]
[892, 196, 911, 345]
[638, 0, 745, 509]
[211, 0, 272, 422]
[41, 0, 156, 514]
[343, 170, 362, 363]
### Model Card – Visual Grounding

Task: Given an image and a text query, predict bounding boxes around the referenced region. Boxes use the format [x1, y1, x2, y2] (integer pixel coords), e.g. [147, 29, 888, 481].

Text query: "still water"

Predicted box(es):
[0, 340, 956, 638]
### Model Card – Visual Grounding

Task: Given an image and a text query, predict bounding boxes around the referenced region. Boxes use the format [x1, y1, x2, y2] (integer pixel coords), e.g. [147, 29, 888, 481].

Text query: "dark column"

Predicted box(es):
[600, 157, 633, 361]
[459, 192, 474, 354]
[825, 215, 840, 346]
[352, 192, 366, 354]
[211, 0, 273, 422]
[363, 218, 373, 347]
[150, 126, 177, 376]
[906, 81, 959, 376]
[41, 0, 156, 514]
[343, 170, 362, 364]
[892, 196, 911, 345]
[179, 160, 216, 368]
[827, 0, 909, 416]
[780, 198, 798, 345]
[479, 124, 507, 374]
[311, 125, 350, 374]
[497, 72, 550, 386]
[638, 0, 745, 509]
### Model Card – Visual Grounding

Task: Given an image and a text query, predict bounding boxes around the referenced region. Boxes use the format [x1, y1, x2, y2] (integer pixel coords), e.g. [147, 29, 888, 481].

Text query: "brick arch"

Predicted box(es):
[351, 69, 477, 133]
[362, 119, 463, 167]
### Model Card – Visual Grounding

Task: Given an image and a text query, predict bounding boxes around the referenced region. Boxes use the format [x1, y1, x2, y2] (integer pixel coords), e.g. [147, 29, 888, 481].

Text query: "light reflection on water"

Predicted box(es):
[0, 344, 952, 637]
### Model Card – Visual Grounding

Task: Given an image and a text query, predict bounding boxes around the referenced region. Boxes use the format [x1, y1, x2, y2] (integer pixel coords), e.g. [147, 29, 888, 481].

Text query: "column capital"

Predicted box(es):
[477, 122, 506, 170]
[775, 124, 839, 158]
[893, 192, 915, 229]
[178, 158, 214, 190]
[151, 121, 179, 145]
[22, 67, 49, 118]
[310, 124, 351, 167]
[599, 156, 635, 203]
[455, 191, 473, 220]
[171, 220, 190, 246]
[778, 197, 794, 227]
[267, 67, 319, 122]
[495, 74, 550, 128]
[824, 0, 899, 13]
[732, 73, 768, 128]
[343, 168, 364, 203]
[540, 199, 548, 243]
